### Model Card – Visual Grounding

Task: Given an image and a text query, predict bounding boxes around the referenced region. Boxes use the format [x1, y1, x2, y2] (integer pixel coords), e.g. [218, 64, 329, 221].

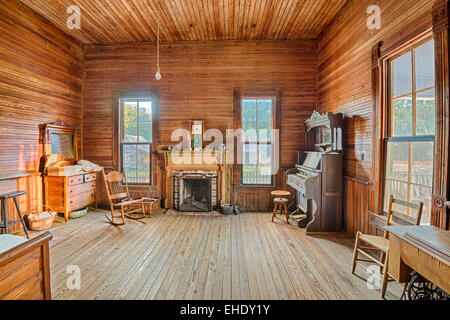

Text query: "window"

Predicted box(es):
[242, 98, 274, 186]
[120, 99, 152, 185]
[383, 40, 435, 224]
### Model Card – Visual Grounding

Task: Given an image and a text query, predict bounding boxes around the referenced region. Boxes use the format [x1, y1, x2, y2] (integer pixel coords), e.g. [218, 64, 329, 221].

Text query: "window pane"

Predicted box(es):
[243, 165, 257, 184]
[137, 145, 151, 184]
[392, 96, 413, 136]
[123, 102, 138, 142]
[243, 121, 257, 142]
[243, 144, 257, 165]
[386, 141, 409, 182]
[416, 89, 436, 135]
[139, 101, 152, 142]
[257, 100, 272, 121]
[257, 120, 271, 142]
[415, 41, 435, 91]
[410, 184, 432, 225]
[123, 144, 138, 182]
[258, 144, 272, 166]
[242, 100, 257, 120]
[411, 141, 434, 187]
[257, 166, 272, 185]
[384, 180, 409, 213]
[242, 99, 274, 185]
[392, 52, 412, 97]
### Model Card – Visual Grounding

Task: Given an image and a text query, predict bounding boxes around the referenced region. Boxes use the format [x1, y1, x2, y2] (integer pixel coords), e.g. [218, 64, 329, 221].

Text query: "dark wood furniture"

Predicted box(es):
[0, 232, 53, 300]
[386, 225, 449, 298]
[43, 122, 98, 223]
[0, 191, 29, 239]
[352, 196, 424, 299]
[287, 111, 344, 234]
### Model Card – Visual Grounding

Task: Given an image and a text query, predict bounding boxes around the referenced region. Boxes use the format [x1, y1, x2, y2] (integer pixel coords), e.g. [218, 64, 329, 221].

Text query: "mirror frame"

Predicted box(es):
[43, 122, 78, 165]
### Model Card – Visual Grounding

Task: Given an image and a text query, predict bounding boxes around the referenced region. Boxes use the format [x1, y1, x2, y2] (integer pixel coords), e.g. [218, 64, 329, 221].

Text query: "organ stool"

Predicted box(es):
[270, 190, 291, 210]
[272, 198, 290, 225]
[0, 191, 29, 239]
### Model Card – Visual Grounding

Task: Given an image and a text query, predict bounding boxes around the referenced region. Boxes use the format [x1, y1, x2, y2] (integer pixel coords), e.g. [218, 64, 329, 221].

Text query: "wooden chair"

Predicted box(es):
[103, 171, 148, 226]
[351, 195, 424, 299]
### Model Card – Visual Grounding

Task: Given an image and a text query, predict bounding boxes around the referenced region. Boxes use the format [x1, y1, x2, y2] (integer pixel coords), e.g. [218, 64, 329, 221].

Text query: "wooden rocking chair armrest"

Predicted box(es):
[141, 197, 160, 202]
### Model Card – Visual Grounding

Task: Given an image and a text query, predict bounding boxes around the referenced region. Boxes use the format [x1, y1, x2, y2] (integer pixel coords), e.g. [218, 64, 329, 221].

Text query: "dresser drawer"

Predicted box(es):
[84, 173, 97, 183]
[68, 181, 96, 197]
[68, 175, 84, 186]
[69, 192, 95, 211]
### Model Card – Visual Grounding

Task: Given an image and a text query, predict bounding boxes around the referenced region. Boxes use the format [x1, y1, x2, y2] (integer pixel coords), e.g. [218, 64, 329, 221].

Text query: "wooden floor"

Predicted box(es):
[29, 210, 402, 300]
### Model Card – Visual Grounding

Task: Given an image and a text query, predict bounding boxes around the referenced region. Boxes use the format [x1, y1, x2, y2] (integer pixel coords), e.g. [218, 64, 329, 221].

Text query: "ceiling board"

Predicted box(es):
[19, 0, 348, 44]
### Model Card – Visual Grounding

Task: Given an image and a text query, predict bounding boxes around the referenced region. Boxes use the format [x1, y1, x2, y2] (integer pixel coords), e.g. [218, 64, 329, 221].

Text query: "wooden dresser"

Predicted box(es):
[42, 122, 97, 223]
[45, 173, 97, 223]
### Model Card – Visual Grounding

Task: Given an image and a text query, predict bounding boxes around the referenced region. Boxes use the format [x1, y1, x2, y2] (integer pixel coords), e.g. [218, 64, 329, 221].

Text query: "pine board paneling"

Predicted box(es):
[82, 40, 318, 209]
[0, 0, 83, 177]
[19, 0, 348, 43]
[318, 0, 434, 180]
[317, 0, 435, 234]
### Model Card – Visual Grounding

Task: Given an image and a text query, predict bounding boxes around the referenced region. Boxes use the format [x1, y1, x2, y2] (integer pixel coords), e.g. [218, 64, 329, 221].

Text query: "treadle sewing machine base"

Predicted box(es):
[401, 271, 449, 300]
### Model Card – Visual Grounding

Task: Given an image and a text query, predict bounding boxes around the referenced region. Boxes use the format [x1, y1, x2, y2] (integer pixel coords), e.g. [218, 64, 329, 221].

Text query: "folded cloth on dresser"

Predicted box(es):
[0, 234, 28, 255]
[77, 160, 102, 172]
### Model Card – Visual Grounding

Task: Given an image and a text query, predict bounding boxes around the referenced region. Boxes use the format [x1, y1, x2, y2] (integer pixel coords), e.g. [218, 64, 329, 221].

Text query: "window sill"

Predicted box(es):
[241, 185, 275, 189]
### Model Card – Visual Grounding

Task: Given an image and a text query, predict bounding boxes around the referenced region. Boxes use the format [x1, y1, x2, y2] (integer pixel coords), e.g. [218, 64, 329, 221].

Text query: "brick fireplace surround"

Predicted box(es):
[158, 150, 232, 211]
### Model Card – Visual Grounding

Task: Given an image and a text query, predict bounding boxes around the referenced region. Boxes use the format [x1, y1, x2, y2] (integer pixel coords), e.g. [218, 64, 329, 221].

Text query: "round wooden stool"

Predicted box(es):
[272, 198, 290, 224]
[270, 190, 291, 210]
[271, 190, 291, 198]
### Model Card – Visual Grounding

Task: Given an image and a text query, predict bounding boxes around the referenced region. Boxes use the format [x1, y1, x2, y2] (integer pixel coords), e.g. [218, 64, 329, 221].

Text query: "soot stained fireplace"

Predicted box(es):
[173, 172, 218, 212]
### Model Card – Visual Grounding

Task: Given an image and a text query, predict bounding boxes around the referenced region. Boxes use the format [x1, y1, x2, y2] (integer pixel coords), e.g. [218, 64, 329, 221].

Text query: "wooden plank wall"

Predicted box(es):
[83, 41, 318, 211]
[0, 0, 83, 232]
[317, 0, 435, 236]
[0, 0, 83, 176]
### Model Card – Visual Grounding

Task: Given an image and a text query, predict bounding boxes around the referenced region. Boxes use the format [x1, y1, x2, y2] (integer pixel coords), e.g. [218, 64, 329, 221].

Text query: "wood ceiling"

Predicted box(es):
[19, 0, 348, 44]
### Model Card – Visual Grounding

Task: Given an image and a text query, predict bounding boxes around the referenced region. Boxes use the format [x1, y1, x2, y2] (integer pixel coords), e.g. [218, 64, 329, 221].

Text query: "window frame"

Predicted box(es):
[381, 36, 436, 219]
[119, 98, 153, 186]
[241, 96, 276, 187]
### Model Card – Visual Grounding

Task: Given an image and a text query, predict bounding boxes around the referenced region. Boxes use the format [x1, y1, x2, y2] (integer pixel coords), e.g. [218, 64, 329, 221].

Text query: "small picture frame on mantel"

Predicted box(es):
[190, 120, 204, 151]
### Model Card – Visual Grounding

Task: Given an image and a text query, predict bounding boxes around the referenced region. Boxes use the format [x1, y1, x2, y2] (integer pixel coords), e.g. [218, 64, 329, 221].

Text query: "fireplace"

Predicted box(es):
[173, 171, 218, 212]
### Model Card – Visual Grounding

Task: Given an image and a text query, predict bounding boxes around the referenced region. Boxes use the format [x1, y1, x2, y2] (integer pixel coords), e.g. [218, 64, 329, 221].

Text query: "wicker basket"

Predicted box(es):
[27, 206, 57, 231]
[142, 198, 160, 215]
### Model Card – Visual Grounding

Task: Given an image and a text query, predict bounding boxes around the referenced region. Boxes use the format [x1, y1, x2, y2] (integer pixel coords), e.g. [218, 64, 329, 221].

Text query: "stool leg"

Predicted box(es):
[284, 203, 289, 224]
[1, 199, 8, 235]
[272, 203, 277, 222]
[13, 197, 29, 239]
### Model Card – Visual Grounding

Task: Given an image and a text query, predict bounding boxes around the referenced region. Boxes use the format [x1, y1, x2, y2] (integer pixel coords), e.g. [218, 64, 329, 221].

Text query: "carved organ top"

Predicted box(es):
[304, 111, 343, 153]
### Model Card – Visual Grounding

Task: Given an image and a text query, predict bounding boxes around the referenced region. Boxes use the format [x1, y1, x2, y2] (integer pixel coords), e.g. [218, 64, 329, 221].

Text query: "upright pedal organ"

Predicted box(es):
[287, 111, 344, 234]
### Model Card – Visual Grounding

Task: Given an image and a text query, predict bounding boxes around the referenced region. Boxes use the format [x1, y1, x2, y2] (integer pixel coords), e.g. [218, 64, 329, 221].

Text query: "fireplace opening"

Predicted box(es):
[180, 178, 212, 212]
[174, 172, 218, 212]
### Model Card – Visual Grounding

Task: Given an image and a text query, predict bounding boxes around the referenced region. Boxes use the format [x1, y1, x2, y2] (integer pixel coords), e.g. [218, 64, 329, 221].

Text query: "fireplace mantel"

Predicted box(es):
[158, 150, 232, 210]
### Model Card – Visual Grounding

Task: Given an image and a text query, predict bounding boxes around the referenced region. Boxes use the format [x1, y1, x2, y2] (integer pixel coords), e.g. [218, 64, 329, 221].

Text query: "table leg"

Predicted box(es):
[13, 197, 29, 239]
[1, 199, 7, 234]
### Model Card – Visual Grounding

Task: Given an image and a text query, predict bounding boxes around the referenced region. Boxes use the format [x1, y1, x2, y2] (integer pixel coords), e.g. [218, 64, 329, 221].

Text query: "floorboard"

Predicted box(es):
[27, 209, 403, 300]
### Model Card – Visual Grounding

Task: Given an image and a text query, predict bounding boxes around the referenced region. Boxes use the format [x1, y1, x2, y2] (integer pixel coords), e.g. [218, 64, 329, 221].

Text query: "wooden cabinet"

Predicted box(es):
[45, 173, 97, 223]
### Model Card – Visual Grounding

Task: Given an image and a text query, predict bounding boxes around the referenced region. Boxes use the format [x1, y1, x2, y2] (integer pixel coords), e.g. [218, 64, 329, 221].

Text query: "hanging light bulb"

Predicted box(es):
[155, 0, 162, 81]
[155, 70, 162, 81]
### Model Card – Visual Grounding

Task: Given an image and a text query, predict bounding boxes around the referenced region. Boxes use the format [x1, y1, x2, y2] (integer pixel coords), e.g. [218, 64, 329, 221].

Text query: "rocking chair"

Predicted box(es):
[103, 171, 151, 226]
